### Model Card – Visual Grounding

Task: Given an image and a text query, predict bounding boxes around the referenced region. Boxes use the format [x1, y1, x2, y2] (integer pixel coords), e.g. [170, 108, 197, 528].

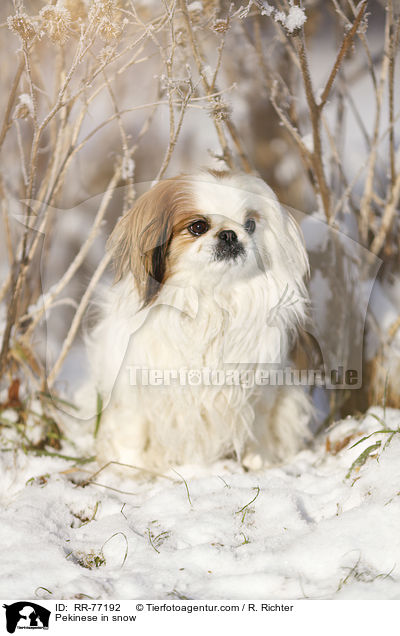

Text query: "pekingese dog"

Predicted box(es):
[88, 172, 312, 472]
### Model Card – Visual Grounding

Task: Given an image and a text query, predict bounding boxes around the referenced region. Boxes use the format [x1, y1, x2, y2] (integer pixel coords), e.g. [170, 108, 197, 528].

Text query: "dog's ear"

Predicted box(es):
[141, 216, 174, 307]
[107, 178, 191, 306]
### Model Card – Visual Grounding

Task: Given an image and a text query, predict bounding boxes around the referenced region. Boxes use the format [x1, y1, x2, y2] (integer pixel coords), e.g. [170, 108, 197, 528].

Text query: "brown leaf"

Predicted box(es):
[4, 378, 21, 409]
[326, 432, 364, 456]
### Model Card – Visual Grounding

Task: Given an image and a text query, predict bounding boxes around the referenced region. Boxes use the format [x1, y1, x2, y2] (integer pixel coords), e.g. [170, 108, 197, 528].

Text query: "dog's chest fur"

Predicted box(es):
[91, 272, 298, 467]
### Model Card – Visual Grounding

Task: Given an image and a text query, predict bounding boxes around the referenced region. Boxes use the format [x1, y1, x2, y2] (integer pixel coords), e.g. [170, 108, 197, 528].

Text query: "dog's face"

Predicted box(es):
[109, 172, 308, 306]
[166, 182, 264, 280]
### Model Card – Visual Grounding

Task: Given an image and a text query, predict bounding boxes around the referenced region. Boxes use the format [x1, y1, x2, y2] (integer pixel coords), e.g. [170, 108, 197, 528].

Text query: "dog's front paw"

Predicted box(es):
[242, 452, 263, 471]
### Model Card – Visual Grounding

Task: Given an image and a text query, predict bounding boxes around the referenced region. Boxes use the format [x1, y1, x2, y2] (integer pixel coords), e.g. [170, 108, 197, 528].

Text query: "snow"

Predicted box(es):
[187, 1, 203, 11]
[284, 7, 307, 33]
[14, 93, 34, 118]
[301, 133, 313, 154]
[259, 3, 307, 32]
[1, 407, 400, 599]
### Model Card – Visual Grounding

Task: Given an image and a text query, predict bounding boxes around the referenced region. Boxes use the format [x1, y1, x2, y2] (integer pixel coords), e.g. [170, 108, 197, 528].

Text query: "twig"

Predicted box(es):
[179, 0, 252, 171]
[80, 460, 175, 487]
[359, 3, 392, 243]
[388, 8, 400, 186]
[0, 56, 24, 151]
[370, 171, 400, 256]
[46, 249, 111, 388]
[318, 1, 368, 111]
[154, 89, 193, 182]
[293, 32, 331, 220]
[23, 169, 121, 339]
[388, 314, 400, 343]
[171, 468, 192, 506]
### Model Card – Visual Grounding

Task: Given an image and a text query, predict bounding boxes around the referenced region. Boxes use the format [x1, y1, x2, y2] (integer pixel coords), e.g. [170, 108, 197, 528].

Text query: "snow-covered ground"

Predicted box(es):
[0, 407, 400, 600]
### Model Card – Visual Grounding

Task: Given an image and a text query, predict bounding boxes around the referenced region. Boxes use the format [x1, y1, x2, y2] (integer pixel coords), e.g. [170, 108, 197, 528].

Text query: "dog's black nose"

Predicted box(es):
[218, 229, 237, 244]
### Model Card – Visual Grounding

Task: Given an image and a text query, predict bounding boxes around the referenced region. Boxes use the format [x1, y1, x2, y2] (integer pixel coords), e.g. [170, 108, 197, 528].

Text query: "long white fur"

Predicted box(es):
[87, 173, 312, 471]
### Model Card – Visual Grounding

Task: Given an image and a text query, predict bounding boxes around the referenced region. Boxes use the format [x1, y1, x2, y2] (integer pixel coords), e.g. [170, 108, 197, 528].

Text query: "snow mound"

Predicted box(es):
[0, 408, 400, 600]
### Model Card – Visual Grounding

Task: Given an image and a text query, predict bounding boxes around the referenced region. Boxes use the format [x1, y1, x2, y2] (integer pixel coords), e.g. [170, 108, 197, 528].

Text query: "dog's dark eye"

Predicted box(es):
[188, 220, 209, 236]
[244, 218, 256, 234]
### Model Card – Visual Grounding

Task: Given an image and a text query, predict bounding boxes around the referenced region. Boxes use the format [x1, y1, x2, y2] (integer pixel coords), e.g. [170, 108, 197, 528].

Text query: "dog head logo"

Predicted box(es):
[3, 602, 50, 633]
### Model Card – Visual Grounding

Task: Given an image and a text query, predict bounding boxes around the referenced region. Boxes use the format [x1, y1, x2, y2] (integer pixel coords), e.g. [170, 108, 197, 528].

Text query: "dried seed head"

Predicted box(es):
[14, 93, 34, 119]
[89, 0, 122, 42]
[212, 18, 230, 33]
[40, 4, 72, 44]
[63, 0, 87, 22]
[98, 16, 121, 41]
[7, 12, 37, 43]
[98, 44, 116, 64]
[208, 98, 231, 121]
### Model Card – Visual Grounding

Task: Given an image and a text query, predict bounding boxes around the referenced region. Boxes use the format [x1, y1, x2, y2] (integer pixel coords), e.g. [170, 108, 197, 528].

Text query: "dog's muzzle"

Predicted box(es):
[214, 229, 246, 261]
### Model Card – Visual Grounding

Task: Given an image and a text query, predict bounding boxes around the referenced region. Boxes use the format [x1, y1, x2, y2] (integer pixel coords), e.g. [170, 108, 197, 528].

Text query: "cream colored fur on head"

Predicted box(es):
[88, 172, 312, 472]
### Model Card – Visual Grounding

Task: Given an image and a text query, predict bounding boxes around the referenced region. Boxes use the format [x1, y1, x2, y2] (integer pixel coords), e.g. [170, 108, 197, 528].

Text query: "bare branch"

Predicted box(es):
[46, 250, 111, 389]
[359, 3, 392, 243]
[318, 1, 368, 111]
[0, 56, 24, 152]
[370, 171, 400, 256]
